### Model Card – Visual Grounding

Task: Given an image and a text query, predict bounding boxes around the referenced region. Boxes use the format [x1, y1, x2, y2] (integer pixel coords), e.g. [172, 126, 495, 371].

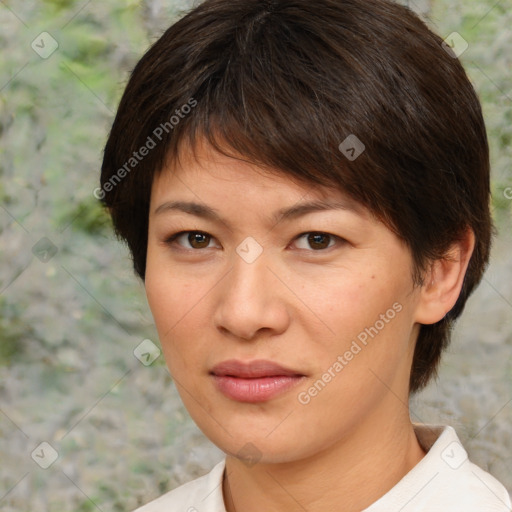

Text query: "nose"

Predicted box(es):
[213, 249, 290, 341]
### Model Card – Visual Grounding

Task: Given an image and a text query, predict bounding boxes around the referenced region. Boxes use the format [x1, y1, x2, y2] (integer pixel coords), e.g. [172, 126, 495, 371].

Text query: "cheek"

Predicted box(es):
[144, 264, 209, 367]
[303, 268, 413, 368]
[299, 268, 388, 334]
[146, 249, 202, 323]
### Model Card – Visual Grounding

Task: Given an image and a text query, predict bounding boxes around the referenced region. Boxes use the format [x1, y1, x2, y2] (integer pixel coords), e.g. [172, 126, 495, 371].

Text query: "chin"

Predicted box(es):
[196, 418, 319, 466]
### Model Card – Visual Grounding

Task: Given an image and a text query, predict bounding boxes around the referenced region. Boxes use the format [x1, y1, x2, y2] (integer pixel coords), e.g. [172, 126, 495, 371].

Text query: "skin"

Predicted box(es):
[145, 139, 474, 512]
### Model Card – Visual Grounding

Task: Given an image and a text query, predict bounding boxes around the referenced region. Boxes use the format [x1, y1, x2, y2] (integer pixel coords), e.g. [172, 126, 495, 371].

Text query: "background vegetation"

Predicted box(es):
[1, 0, 511, 510]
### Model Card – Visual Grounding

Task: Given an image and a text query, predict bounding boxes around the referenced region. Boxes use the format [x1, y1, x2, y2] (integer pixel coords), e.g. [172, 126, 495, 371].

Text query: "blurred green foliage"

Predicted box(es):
[0, 0, 150, 239]
[0, 296, 31, 363]
[430, 0, 512, 216]
[62, 197, 112, 235]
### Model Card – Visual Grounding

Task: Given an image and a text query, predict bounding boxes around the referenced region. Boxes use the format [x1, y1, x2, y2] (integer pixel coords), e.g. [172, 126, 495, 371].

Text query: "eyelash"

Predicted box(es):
[163, 230, 343, 252]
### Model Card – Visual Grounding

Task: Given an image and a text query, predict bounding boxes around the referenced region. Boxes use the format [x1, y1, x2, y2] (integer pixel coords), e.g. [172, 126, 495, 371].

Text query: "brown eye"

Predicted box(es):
[293, 232, 338, 251]
[188, 232, 211, 249]
[308, 233, 331, 249]
[165, 231, 216, 250]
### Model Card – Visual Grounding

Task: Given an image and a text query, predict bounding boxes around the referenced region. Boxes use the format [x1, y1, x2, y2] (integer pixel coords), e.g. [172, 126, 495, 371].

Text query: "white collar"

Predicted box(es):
[134, 424, 511, 511]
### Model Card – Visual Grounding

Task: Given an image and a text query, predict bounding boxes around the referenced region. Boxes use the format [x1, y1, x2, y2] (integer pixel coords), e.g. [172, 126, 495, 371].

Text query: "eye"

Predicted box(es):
[164, 230, 342, 252]
[165, 231, 218, 250]
[292, 232, 339, 251]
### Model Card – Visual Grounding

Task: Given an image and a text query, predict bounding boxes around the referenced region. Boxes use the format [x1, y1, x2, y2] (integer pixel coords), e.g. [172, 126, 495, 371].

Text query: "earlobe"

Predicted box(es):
[414, 228, 476, 325]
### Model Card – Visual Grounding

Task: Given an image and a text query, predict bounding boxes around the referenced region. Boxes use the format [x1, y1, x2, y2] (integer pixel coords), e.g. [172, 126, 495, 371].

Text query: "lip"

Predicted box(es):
[210, 359, 306, 403]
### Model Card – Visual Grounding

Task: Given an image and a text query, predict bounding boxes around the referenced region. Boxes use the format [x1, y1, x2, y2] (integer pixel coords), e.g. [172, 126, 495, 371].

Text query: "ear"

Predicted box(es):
[414, 228, 475, 325]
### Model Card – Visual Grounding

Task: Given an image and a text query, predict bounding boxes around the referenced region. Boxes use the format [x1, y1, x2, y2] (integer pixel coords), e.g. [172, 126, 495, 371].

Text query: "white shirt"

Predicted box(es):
[134, 424, 512, 511]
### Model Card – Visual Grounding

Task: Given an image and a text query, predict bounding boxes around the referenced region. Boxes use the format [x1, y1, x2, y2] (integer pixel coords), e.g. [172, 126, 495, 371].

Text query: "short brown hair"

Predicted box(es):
[100, 0, 493, 393]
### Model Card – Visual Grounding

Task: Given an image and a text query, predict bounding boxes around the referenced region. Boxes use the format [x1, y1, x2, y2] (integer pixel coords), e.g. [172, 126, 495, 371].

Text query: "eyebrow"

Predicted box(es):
[153, 199, 362, 228]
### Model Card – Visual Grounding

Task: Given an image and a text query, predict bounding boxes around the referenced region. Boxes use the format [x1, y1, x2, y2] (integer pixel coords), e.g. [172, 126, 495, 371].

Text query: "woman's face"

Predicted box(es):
[145, 140, 424, 464]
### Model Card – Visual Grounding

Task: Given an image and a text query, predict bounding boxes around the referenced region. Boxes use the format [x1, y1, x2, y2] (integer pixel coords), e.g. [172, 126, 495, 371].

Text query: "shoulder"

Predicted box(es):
[454, 459, 512, 510]
[365, 424, 511, 512]
[421, 424, 510, 510]
[133, 459, 226, 512]
[431, 425, 511, 511]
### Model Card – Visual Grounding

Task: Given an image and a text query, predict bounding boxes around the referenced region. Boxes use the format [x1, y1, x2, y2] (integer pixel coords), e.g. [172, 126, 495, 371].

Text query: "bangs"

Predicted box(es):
[157, 14, 354, 193]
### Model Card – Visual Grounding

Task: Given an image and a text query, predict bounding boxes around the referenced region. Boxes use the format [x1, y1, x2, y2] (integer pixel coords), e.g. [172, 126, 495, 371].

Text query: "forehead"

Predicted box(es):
[151, 138, 368, 219]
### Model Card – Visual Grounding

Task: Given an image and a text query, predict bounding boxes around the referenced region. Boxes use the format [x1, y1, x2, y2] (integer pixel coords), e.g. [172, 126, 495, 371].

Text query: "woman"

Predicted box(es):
[99, 0, 511, 510]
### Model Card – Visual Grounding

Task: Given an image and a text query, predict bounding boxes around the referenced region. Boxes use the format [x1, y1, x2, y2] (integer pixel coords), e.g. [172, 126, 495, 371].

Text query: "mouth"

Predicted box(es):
[210, 359, 306, 403]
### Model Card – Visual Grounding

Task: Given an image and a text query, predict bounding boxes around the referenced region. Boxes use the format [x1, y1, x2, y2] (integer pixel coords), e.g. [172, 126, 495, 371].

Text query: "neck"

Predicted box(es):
[223, 401, 426, 512]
